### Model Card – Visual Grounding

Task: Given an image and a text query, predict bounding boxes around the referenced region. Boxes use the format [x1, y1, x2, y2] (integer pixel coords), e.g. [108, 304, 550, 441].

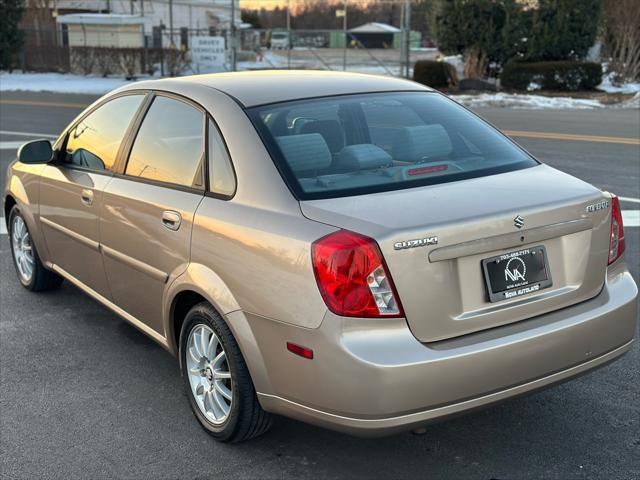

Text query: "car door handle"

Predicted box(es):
[81, 189, 94, 206]
[161, 211, 182, 231]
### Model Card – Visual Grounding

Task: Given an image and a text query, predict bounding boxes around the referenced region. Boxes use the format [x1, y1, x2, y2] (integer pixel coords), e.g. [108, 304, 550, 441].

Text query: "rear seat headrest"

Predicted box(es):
[392, 124, 453, 162]
[337, 144, 392, 171]
[276, 134, 332, 173]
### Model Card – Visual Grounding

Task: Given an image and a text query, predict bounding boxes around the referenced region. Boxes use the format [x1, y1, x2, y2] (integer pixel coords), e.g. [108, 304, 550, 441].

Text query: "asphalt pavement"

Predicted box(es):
[0, 91, 639, 479]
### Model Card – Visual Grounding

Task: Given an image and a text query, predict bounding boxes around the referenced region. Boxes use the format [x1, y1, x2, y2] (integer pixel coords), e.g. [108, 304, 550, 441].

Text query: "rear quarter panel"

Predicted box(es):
[189, 198, 333, 329]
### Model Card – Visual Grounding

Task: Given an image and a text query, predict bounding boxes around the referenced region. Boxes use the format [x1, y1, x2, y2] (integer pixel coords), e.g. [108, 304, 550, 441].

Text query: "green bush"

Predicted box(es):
[501, 61, 602, 91]
[528, 0, 601, 62]
[413, 60, 458, 89]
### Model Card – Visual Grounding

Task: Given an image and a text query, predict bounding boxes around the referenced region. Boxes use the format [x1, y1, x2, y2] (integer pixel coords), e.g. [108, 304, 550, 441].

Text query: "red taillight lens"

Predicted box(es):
[311, 230, 404, 318]
[608, 194, 625, 265]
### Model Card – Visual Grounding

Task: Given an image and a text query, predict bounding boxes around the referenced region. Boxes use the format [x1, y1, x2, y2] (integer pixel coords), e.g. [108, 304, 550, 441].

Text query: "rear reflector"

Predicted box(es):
[287, 342, 313, 359]
[608, 194, 626, 265]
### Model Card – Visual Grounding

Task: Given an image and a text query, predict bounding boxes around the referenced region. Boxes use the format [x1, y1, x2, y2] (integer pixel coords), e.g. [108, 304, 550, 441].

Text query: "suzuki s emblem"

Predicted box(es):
[504, 257, 527, 282]
[514, 215, 525, 229]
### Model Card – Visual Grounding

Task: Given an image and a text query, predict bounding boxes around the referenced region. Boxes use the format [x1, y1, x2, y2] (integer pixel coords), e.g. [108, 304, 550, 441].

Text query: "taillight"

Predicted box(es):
[311, 230, 404, 318]
[608, 194, 625, 265]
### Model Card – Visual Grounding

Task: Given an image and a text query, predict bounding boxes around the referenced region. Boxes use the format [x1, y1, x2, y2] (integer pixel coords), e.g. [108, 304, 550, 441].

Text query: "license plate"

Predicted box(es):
[482, 246, 552, 302]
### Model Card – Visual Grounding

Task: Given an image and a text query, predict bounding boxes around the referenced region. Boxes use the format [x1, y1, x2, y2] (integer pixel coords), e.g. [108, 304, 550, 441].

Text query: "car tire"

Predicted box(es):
[179, 302, 272, 442]
[8, 206, 63, 292]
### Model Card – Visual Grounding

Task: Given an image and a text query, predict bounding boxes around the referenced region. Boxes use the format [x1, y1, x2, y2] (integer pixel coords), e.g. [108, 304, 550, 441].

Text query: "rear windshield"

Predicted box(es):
[248, 92, 537, 200]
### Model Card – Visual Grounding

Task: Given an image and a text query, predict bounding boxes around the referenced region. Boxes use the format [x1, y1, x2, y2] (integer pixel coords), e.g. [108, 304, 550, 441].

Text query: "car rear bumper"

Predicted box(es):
[229, 262, 638, 437]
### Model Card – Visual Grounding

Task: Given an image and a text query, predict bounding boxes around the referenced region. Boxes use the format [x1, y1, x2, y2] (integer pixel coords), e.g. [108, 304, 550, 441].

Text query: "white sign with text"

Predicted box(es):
[191, 36, 226, 72]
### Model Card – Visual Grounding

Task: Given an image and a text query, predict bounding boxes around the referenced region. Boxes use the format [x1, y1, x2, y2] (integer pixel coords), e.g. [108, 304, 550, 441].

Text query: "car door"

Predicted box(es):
[39, 93, 147, 298]
[99, 93, 206, 336]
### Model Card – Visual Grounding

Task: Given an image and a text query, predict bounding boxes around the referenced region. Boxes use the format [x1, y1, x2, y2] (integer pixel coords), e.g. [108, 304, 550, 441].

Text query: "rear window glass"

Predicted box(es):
[248, 92, 537, 200]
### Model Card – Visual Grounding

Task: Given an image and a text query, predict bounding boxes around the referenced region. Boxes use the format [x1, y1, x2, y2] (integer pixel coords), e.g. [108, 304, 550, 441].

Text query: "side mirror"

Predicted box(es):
[17, 140, 53, 164]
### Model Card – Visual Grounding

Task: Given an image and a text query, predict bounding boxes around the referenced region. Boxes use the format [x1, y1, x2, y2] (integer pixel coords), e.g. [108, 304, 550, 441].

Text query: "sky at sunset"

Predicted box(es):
[241, 0, 287, 8]
[241, 0, 361, 9]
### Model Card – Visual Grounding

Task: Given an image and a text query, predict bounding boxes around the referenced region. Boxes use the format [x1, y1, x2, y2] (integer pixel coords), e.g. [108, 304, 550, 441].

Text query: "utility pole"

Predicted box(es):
[169, 0, 174, 47]
[399, 1, 404, 77]
[141, 0, 146, 74]
[342, 0, 348, 71]
[231, 0, 237, 71]
[286, 0, 291, 69]
[404, 0, 411, 78]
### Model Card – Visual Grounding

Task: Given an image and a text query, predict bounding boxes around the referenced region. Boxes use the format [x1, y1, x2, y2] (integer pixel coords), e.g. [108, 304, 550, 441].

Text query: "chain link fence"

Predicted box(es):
[18, 23, 438, 78]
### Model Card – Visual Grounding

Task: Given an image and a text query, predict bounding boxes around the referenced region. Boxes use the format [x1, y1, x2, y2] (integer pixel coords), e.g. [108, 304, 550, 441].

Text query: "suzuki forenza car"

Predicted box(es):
[4, 71, 638, 442]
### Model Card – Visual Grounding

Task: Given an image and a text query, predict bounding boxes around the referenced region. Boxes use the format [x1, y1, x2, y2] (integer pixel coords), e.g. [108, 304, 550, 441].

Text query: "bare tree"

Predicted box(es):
[71, 47, 96, 75]
[95, 47, 118, 77]
[602, 0, 640, 83]
[118, 48, 143, 79]
[247, 0, 404, 32]
[164, 47, 190, 77]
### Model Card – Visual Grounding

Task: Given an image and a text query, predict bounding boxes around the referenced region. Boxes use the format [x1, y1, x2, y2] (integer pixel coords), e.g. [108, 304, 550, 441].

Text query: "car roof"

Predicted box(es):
[122, 70, 431, 108]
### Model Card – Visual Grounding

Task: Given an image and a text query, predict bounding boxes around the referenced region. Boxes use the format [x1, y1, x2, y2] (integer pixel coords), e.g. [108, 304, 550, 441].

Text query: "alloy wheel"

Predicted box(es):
[186, 324, 233, 424]
[11, 216, 34, 283]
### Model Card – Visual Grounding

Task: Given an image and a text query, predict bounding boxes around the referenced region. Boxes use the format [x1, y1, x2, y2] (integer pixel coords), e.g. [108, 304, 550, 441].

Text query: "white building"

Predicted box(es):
[57, 13, 145, 48]
[55, 0, 240, 47]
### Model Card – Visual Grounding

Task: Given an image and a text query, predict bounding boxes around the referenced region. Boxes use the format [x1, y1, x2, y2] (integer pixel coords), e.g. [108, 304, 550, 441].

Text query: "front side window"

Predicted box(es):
[249, 92, 537, 200]
[64, 94, 144, 171]
[126, 96, 204, 189]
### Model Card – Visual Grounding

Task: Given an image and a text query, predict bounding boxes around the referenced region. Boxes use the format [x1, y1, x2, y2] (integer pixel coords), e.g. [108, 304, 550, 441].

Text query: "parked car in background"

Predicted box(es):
[4, 71, 637, 443]
[270, 30, 290, 49]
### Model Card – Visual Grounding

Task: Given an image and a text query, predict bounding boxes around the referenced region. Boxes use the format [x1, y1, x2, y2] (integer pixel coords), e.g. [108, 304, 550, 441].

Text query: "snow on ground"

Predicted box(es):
[0, 72, 139, 94]
[450, 93, 604, 109]
[613, 92, 640, 109]
[597, 72, 640, 94]
[1, 71, 638, 110]
[238, 51, 286, 70]
[238, 50, 403, 76]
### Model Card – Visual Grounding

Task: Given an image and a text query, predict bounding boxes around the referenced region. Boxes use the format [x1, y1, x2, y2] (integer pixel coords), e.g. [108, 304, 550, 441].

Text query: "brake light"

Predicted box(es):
[608, 194, 625, 265]
[407, 164, 448, 176]
[311, 230, 404, 318]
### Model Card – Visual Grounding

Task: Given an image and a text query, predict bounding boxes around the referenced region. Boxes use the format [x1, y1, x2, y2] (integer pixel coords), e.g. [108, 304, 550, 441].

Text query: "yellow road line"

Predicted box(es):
[504, 129, 640, 145]
[0, 99, 88, 109]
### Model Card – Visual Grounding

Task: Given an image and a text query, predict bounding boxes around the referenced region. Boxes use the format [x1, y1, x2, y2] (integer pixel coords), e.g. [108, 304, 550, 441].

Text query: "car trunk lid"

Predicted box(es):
[300, 165, 612, 342]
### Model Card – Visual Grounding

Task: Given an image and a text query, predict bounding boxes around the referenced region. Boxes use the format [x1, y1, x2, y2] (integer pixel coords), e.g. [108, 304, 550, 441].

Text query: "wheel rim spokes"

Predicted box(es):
[11, 216, 34, 282]
[186, 324, 233, 424]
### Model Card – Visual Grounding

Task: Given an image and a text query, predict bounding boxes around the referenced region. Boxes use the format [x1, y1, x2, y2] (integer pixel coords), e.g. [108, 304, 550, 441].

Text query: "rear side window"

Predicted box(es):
[248, 92, 537, 200]
[126, 96, 204, 189]
[208, 118, 236, 197]
[64, 94, 144, 172]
